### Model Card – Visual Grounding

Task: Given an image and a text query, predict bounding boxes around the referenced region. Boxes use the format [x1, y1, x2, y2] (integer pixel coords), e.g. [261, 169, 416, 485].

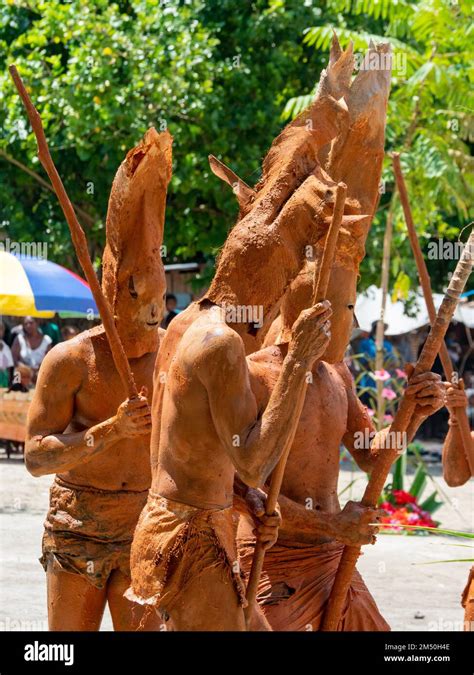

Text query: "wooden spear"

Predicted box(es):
[392, 152, 474, 475]
[9, 65, 138, 398]
[243, 181, 347, 626]
[321, 227, 474, 630]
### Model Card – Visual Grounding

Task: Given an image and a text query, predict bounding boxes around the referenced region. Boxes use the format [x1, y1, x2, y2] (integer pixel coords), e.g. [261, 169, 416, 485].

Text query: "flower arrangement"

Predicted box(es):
[380, 490, 439, 532]
[378, 450, 443, 534]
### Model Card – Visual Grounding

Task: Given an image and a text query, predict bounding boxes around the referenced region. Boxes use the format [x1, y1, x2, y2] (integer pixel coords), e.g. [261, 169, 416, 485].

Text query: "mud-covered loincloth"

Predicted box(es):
[40, 476, 148, 589]
[238, 538, 390, 631]
[126, 493, 247, 616]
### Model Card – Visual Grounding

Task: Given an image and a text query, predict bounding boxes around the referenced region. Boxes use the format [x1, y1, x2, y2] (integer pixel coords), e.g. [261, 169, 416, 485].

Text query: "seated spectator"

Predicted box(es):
[11, 316, 52, 382]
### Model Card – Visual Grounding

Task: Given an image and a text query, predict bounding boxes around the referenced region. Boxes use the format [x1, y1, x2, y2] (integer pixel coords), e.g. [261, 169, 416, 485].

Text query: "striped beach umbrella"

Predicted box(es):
[0, 251, 98, 318]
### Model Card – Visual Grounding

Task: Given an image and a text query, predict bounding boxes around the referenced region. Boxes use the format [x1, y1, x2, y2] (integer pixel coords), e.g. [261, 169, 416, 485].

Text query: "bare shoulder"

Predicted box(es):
[36, 327, 97, 387]
[179, 319, 245, 376]
[247, 344, 281, 365]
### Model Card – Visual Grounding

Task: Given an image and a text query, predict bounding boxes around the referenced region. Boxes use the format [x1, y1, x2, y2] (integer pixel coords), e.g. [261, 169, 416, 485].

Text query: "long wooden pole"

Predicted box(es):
[375, 202, 395, 429]
[243, 182, 347, 626]
[392, 152, 474, 474]
[9, 65, 137, 399]
[321, 228, 474, 630]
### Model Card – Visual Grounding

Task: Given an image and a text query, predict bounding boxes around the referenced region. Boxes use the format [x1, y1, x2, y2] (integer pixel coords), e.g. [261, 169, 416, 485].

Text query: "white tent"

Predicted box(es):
[355, 285, 474, 335]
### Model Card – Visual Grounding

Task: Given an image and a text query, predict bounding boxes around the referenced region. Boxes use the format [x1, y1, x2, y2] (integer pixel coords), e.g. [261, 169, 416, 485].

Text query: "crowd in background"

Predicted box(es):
[0, 316, 80, 391]
[0, 292, 182, 393]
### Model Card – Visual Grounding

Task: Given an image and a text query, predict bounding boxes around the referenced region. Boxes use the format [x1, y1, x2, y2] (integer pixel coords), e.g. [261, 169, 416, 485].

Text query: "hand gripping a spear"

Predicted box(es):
[9, 65, 138, 400]
[392, 152, 474, 475]
[243, 182, 347, 627]
[321, 225, 474, 631]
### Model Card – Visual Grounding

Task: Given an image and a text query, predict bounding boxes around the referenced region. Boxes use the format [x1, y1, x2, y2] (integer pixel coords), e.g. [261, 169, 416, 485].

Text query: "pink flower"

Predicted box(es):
[382, 387, 397, 401]
[373, 369, 391, 382]
[396, 368, 407, 379]
[366, 407, 375, 417]
[384, 414, 394, 423]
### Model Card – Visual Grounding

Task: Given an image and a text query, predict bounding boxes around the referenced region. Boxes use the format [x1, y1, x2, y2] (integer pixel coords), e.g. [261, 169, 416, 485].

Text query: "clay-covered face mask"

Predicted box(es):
[101, 128, 172, 358]
[113, 268, 165, 338]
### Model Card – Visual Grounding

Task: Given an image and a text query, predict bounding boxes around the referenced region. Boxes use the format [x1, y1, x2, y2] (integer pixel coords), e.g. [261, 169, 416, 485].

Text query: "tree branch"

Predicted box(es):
[0, 148, 96, 228]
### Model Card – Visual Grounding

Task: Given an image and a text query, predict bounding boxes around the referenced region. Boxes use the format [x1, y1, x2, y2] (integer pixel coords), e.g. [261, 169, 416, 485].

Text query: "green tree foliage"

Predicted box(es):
[1, 0, 472, 295]
[0, 0, 326, 280]
[282, 0, 473, 296]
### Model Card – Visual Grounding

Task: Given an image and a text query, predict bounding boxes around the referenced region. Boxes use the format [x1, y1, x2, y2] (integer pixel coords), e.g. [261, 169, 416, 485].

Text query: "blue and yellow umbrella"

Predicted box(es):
[0, 252, 98, 318]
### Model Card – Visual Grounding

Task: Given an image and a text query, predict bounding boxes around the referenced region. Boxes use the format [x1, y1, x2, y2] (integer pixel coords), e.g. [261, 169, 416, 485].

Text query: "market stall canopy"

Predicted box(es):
[0, 252, 98, 318]
[355, 285, 474, 335]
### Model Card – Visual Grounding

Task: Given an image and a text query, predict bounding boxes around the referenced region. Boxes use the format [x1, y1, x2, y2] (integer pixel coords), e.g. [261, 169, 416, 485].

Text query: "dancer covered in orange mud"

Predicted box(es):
[238, 260, 445, 631]
[127, 66, 355, 631]
[25, 128, 172, 631]
[228, 38, 443, 631]
[442, 384, 473, 631]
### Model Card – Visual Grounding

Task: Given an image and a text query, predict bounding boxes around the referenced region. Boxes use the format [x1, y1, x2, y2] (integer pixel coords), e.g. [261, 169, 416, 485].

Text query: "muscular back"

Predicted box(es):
[153, 308, 259, 508]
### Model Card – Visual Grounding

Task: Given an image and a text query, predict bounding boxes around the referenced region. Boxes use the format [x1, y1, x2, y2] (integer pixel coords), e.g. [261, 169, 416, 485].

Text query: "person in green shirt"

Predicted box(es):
[39, 316, 62, 346]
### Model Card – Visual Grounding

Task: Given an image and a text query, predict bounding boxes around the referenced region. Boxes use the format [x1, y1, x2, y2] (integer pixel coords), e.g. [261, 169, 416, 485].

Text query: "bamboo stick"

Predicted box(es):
[392, 152, 474, 474]
[9, 65, 138, 398]
[243, 182, 347, 627]
[321, 227, 474, 630]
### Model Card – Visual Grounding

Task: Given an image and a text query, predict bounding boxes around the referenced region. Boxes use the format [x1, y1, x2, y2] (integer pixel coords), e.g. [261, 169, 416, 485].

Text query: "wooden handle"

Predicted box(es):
[244, 182, 346, 626]
[321, 226, 474, 631]
[313, 183, 347, 304]
[392, 152, 474, 474]
[9, 65, 138, 399]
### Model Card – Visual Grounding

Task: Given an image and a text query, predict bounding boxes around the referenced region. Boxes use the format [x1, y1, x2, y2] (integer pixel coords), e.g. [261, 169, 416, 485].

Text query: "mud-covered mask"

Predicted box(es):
[102, 128, 172, 358]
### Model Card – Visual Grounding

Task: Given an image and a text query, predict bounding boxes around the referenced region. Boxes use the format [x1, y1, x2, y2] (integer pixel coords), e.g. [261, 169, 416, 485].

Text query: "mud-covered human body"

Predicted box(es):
[237, 39, 443, 631]
[25, 129, 172, 631]
[238, 263, 445, 631]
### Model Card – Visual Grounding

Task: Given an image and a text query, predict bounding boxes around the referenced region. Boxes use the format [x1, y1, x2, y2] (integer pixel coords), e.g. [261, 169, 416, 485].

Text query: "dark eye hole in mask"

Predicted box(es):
[129, 276, 138, 299]
[348, 304, 354, 311]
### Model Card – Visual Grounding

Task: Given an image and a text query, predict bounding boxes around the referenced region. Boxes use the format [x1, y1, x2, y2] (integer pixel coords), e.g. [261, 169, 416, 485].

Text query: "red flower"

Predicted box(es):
[393, 489, 417, 505]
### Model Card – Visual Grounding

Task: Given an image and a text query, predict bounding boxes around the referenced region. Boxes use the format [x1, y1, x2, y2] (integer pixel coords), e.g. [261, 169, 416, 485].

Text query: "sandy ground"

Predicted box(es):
[0, 452, 472, 632]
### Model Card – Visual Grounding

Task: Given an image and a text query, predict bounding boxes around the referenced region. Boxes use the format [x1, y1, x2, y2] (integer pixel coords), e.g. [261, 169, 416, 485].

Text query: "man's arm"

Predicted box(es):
[237, 484, 381, 547]
[403, 369, 445, 440]
[442, 385, 471, 487]
[25, 345, 151, 477]
[342, 365, 444, 471]
[199, 302, 332, 487]
[338, 362, 381, 472]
